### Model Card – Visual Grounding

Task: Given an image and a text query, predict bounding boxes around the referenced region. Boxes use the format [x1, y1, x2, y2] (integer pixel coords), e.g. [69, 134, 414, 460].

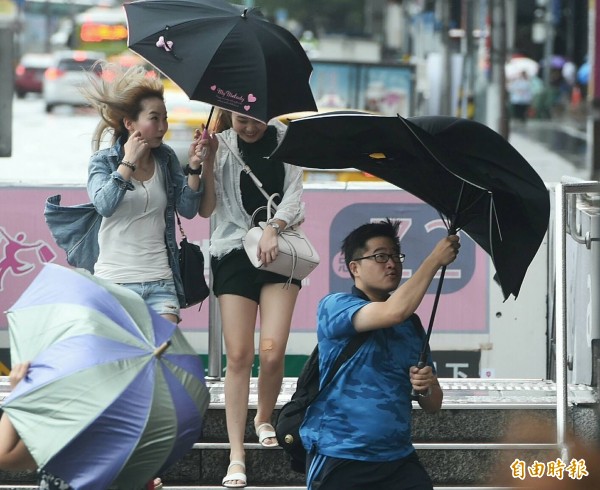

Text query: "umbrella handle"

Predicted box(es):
[154, 340, 172, 358]
[199, 128, 209, 161]
[410, 228, 457, 400]
[410, 359, 429, 400]
[410, 260, 448, 401]
[197, 107, 215, 161]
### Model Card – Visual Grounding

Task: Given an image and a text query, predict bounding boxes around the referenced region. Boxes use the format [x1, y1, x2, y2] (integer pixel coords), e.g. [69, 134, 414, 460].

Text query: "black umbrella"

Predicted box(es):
[271, 111, 549, 300]
[124, 0, 317, 124]
[269, 112, 550, 383]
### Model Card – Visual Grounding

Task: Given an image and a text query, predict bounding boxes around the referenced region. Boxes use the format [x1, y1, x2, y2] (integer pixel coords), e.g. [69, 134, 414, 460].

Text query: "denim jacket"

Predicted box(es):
[46, 138, 202, 307]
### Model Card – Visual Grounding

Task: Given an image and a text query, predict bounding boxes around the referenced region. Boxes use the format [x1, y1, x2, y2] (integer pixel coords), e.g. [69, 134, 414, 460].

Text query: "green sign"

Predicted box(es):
[199, 354, 309, 378]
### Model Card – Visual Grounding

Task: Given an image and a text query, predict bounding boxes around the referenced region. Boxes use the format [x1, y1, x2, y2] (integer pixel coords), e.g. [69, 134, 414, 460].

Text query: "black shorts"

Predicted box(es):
[211, 248, 301, 303]
[307, 450, 433, 490]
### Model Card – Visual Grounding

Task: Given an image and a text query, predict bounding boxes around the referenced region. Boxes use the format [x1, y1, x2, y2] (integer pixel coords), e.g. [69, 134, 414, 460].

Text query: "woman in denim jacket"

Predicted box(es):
[83, 62, 216, 324]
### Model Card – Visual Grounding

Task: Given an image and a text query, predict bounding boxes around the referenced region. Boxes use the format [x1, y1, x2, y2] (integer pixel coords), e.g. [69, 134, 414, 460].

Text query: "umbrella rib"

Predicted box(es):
[399, 117, 489, 191]
[491, 195, 502, 242]
[488, 195, 502, 284]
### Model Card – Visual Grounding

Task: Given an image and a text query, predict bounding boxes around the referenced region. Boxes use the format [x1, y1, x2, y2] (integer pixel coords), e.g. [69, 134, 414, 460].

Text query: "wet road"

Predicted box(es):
[511, 119, 587, 170]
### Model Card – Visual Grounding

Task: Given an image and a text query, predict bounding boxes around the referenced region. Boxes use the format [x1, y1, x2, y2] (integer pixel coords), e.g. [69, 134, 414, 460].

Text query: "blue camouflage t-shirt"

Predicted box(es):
[299, 292, 432, 462]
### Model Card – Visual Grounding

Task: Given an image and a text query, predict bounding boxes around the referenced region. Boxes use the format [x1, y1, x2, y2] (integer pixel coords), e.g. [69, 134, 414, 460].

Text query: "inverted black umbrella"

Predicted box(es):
[269, 112, 550, 385]
[271, 111, 549, 299]
[124, 0, 317, 124]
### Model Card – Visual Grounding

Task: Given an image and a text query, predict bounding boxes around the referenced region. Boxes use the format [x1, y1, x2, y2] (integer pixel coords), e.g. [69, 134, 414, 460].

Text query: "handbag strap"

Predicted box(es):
[218, 134, 279, 211]
[307, 331, 369, 406]
[250, 193, 280, 224]
[174, 209, 187, 240]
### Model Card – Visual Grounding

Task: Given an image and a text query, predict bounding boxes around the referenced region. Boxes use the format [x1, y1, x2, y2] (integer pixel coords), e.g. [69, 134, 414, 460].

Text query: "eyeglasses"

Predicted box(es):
[352, 252, 405, 264]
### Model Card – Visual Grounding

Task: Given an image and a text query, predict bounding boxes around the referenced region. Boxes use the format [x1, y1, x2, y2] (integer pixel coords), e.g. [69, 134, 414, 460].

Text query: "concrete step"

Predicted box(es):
[0, 443, 561, 487]
[0, 486, 516, 490]
[0, 378, 596, 488]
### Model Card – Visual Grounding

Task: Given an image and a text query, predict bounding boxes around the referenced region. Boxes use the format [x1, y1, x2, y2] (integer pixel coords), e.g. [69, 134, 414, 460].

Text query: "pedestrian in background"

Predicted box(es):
[198, 109, 305, 488]
[301, 219, 460, 490]
[508, 70, 534, 123]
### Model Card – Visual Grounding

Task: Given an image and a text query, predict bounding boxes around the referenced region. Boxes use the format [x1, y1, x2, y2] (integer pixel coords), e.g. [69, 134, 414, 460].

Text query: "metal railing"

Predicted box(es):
[554, 178, 600, 461]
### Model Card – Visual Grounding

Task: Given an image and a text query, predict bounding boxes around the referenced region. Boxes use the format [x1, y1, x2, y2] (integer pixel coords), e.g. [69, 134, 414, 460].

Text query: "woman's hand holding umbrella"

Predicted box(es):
[189, 126, 218, 168]
[9, 362, 30, 391]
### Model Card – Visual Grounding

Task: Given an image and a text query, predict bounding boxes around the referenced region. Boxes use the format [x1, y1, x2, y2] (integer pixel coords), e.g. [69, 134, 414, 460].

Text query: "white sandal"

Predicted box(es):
[222, 460, 246, 488]
[255, 422, 278, 447]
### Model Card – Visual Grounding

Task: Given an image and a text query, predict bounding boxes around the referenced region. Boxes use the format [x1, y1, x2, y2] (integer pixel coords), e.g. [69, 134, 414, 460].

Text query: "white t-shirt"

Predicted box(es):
[94, 161, 172, 283]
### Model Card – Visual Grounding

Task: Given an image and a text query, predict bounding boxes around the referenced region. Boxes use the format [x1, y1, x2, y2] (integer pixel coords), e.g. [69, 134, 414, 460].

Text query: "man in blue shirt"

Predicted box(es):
[301, 219, 460, 489]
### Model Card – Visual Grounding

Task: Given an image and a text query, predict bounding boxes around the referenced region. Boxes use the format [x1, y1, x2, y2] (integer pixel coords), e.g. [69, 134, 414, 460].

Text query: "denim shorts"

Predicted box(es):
[119, 278, 180, 320]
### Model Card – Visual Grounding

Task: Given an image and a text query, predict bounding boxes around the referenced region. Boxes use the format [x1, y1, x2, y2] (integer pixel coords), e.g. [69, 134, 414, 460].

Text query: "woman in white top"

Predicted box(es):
[199, 109, 304, 488]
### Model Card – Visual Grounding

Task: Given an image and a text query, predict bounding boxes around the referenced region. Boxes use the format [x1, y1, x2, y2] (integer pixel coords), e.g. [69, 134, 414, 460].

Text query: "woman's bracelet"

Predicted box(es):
[119, 160, 136, 172]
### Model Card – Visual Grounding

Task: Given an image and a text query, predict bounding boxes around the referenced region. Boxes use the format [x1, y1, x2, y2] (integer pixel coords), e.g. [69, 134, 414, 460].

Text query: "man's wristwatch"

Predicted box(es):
[184, 164, 202, 175]
[267, 220, 281, 234]
[417, 386, 432, 398]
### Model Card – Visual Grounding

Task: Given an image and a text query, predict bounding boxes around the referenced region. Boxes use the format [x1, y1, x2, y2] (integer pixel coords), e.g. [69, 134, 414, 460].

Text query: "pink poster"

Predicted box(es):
[0, 186, 488, 334]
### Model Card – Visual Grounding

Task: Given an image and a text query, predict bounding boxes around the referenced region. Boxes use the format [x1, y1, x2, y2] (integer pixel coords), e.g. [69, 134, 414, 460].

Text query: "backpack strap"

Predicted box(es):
[322, 332, 370, 388]
[316, 287, 373, 393]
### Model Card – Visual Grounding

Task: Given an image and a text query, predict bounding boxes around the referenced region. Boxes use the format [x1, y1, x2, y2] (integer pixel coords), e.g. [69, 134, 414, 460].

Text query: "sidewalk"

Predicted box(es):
[509, 125, 589, 184]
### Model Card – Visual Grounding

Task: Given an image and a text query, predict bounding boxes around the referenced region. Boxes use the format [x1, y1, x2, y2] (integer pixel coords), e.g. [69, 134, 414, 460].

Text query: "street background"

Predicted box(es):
[0, 96, 589, 186]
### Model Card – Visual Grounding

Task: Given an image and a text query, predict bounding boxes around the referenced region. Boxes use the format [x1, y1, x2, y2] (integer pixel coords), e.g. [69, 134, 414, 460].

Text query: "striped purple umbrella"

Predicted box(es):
[2, 264, 210, 489]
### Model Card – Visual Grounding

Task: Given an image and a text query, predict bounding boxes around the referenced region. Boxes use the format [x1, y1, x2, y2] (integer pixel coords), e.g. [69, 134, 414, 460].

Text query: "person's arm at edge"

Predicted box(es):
[0, 362, 36, 471]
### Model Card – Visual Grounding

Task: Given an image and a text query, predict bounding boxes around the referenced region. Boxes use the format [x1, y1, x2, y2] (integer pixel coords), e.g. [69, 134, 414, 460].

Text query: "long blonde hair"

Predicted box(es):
[82, 61, 164, 151]
[212, 108, 232, 133]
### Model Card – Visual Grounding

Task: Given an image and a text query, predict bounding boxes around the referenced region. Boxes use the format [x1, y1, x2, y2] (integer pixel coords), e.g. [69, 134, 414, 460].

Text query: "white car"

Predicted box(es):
[43, 50, 105, 113]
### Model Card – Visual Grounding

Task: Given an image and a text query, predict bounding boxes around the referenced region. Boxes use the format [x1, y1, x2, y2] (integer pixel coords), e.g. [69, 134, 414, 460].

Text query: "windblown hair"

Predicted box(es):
[342, 219, 401, 279]
[82, 61, 164, 151]
[212, 108, 232, 133]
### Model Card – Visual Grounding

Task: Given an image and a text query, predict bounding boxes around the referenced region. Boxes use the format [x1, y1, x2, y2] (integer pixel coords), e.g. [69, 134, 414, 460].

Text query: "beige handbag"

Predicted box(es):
[218, 134, 320, 282]
[243, 193, 320, 282]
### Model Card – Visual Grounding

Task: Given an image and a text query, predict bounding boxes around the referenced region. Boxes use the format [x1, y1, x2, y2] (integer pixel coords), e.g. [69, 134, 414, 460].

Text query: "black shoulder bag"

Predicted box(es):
[175, 210, 210, 308]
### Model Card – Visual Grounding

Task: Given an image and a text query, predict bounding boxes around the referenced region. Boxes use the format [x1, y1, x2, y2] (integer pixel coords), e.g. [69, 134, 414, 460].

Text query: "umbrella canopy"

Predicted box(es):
[124, 0, 317, 123]
[3, 263, 210, 490]
[505, 56, 539, 80]
[577, 61, 589, 85]
[269, 112, 550, 300]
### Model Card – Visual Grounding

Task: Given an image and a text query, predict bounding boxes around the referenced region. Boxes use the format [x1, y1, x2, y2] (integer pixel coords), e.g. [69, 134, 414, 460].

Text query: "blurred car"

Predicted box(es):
[43, 50, 105, 113]
[163, 80, 212, 164]
[14, 53, 53, 98]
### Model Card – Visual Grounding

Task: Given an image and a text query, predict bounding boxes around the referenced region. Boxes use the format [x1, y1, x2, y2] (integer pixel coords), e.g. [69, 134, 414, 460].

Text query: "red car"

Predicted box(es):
[14, 53, 53, 98]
